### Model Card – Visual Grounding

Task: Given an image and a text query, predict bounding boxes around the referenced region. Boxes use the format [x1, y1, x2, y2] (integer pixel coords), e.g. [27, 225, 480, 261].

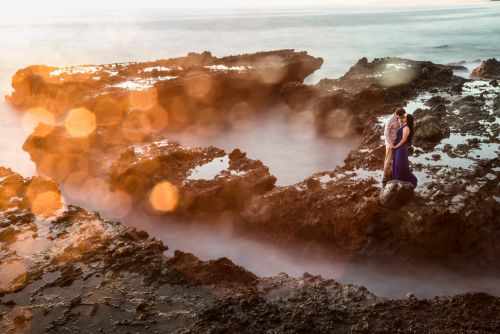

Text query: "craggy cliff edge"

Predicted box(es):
[1, 167, 500, 333]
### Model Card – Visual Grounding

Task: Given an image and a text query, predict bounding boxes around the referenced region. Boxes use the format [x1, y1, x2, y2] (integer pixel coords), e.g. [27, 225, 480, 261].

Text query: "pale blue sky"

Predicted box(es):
[3, 0, 488, 10]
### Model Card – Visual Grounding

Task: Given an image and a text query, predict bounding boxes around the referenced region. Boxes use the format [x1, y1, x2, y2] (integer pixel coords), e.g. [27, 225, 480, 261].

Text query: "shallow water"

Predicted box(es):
[187, 155, 230, 180]
[171, 105, 360, 185]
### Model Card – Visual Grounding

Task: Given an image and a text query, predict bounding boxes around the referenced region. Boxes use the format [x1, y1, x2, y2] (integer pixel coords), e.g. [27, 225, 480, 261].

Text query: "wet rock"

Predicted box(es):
[454, 94, 485, 111]
[0, 226, 16, 243]
[471, 58, 500, 79]
[494, 94, 500, 112]
[2, 155, 500, 332]
[413, 115, 446, 148]
[239, 174, 381, 255]
[379, 180, 415, 209]
[188, 287, 500, 334]
[424, 95, 449, 107]
[7, 52, 500, 294]
[108, 141, 276, 218]
[167, 250, 258, 287]
[5, 167, 496, 333]
[281, 57, 464, 137]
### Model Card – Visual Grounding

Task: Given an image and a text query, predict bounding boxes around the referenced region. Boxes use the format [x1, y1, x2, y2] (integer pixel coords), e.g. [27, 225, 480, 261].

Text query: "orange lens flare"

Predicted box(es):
[149, 181, 179, 212]
[30, 191, 64, 219]
[185, 71, 213, 99]
[106, 190, 132, 219]
[22, 107, 55, 136]
[129, 88, 158, 110]
[122, 109, 153, 142]
[24, 178, 64, 219]
[64, 108, 96, 137]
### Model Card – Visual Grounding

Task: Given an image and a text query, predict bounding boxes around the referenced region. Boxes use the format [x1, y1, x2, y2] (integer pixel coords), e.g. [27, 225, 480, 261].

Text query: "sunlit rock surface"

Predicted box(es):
[8, 50, 323, 131]
[1, 167, 499, 333]
[15, 50, 315, 217]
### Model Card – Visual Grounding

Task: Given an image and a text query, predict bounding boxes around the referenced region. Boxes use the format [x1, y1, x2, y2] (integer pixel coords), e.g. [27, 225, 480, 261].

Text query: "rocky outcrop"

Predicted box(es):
[108, 143, 276, 218]
[378, 180, 415, 208]
[9, 53, 500, 278]
[8, 50, 322, 131]
[471, 58, 500, 79]
[17, 51, 314, 217]
[189, 290, 500, 333]
[413, 113, 448, 149]
[23, 131, 276, 218]
[238, 173, 380, 254]
[2, 167, 499, 333]
[167, 250, 259, 287]
[281, 57, 465, 137]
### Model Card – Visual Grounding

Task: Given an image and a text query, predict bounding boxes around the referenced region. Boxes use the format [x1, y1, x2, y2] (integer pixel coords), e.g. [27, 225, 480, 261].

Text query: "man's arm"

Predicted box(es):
[384, 118, 394, 146]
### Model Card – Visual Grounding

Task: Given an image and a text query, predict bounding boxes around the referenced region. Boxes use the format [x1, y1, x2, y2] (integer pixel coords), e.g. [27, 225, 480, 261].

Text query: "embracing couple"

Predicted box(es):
[382, 107, 418, 187]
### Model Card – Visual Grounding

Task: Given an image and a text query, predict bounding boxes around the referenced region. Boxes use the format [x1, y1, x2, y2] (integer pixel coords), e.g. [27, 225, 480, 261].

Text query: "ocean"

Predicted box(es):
[1, 3, 499, 178]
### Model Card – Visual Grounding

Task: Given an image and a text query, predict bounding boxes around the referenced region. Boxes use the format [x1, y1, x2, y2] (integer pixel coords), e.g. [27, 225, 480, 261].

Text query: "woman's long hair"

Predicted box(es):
[406, 113, 414, 145]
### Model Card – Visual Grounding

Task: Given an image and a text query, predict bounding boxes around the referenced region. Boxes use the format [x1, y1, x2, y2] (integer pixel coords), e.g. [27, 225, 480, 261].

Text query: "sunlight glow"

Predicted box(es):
[149, 181, 179, 212]
[64, 108, 96, 137]
[22, 107, 55, 137]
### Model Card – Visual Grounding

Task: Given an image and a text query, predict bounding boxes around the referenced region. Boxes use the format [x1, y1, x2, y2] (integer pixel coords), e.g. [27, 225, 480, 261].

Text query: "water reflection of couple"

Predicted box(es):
[383, 107, 418, 187]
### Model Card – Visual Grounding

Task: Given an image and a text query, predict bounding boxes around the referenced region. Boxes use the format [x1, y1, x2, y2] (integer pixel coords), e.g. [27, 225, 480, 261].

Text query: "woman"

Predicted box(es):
[391, 113, 418, 187]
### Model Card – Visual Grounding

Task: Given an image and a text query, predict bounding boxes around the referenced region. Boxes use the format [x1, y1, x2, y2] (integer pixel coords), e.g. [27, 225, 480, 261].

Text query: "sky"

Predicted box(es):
[2, 0, 488, 11]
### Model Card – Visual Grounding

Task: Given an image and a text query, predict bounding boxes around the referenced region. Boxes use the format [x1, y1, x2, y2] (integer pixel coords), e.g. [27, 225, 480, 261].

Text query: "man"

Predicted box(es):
[383, 106, 406, 184]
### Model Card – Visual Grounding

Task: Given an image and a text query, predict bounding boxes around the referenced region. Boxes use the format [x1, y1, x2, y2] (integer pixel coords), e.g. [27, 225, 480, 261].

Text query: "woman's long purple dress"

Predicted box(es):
[391, 125, 417, 187]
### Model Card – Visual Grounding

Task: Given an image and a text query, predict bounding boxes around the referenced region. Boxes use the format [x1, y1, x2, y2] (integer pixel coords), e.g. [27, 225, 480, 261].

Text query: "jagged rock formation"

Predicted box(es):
[16, 50, 316, 217]
[109, 143, 276, 218]
[1, 167, 499, 333]
[244, 57, 499, 272]
[281, 57, 465, 138]
[8, 49, 323, 129]
[8, 54, 500, 276]
[471, 58, 500, 79]
[378, 180, 415, 208]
